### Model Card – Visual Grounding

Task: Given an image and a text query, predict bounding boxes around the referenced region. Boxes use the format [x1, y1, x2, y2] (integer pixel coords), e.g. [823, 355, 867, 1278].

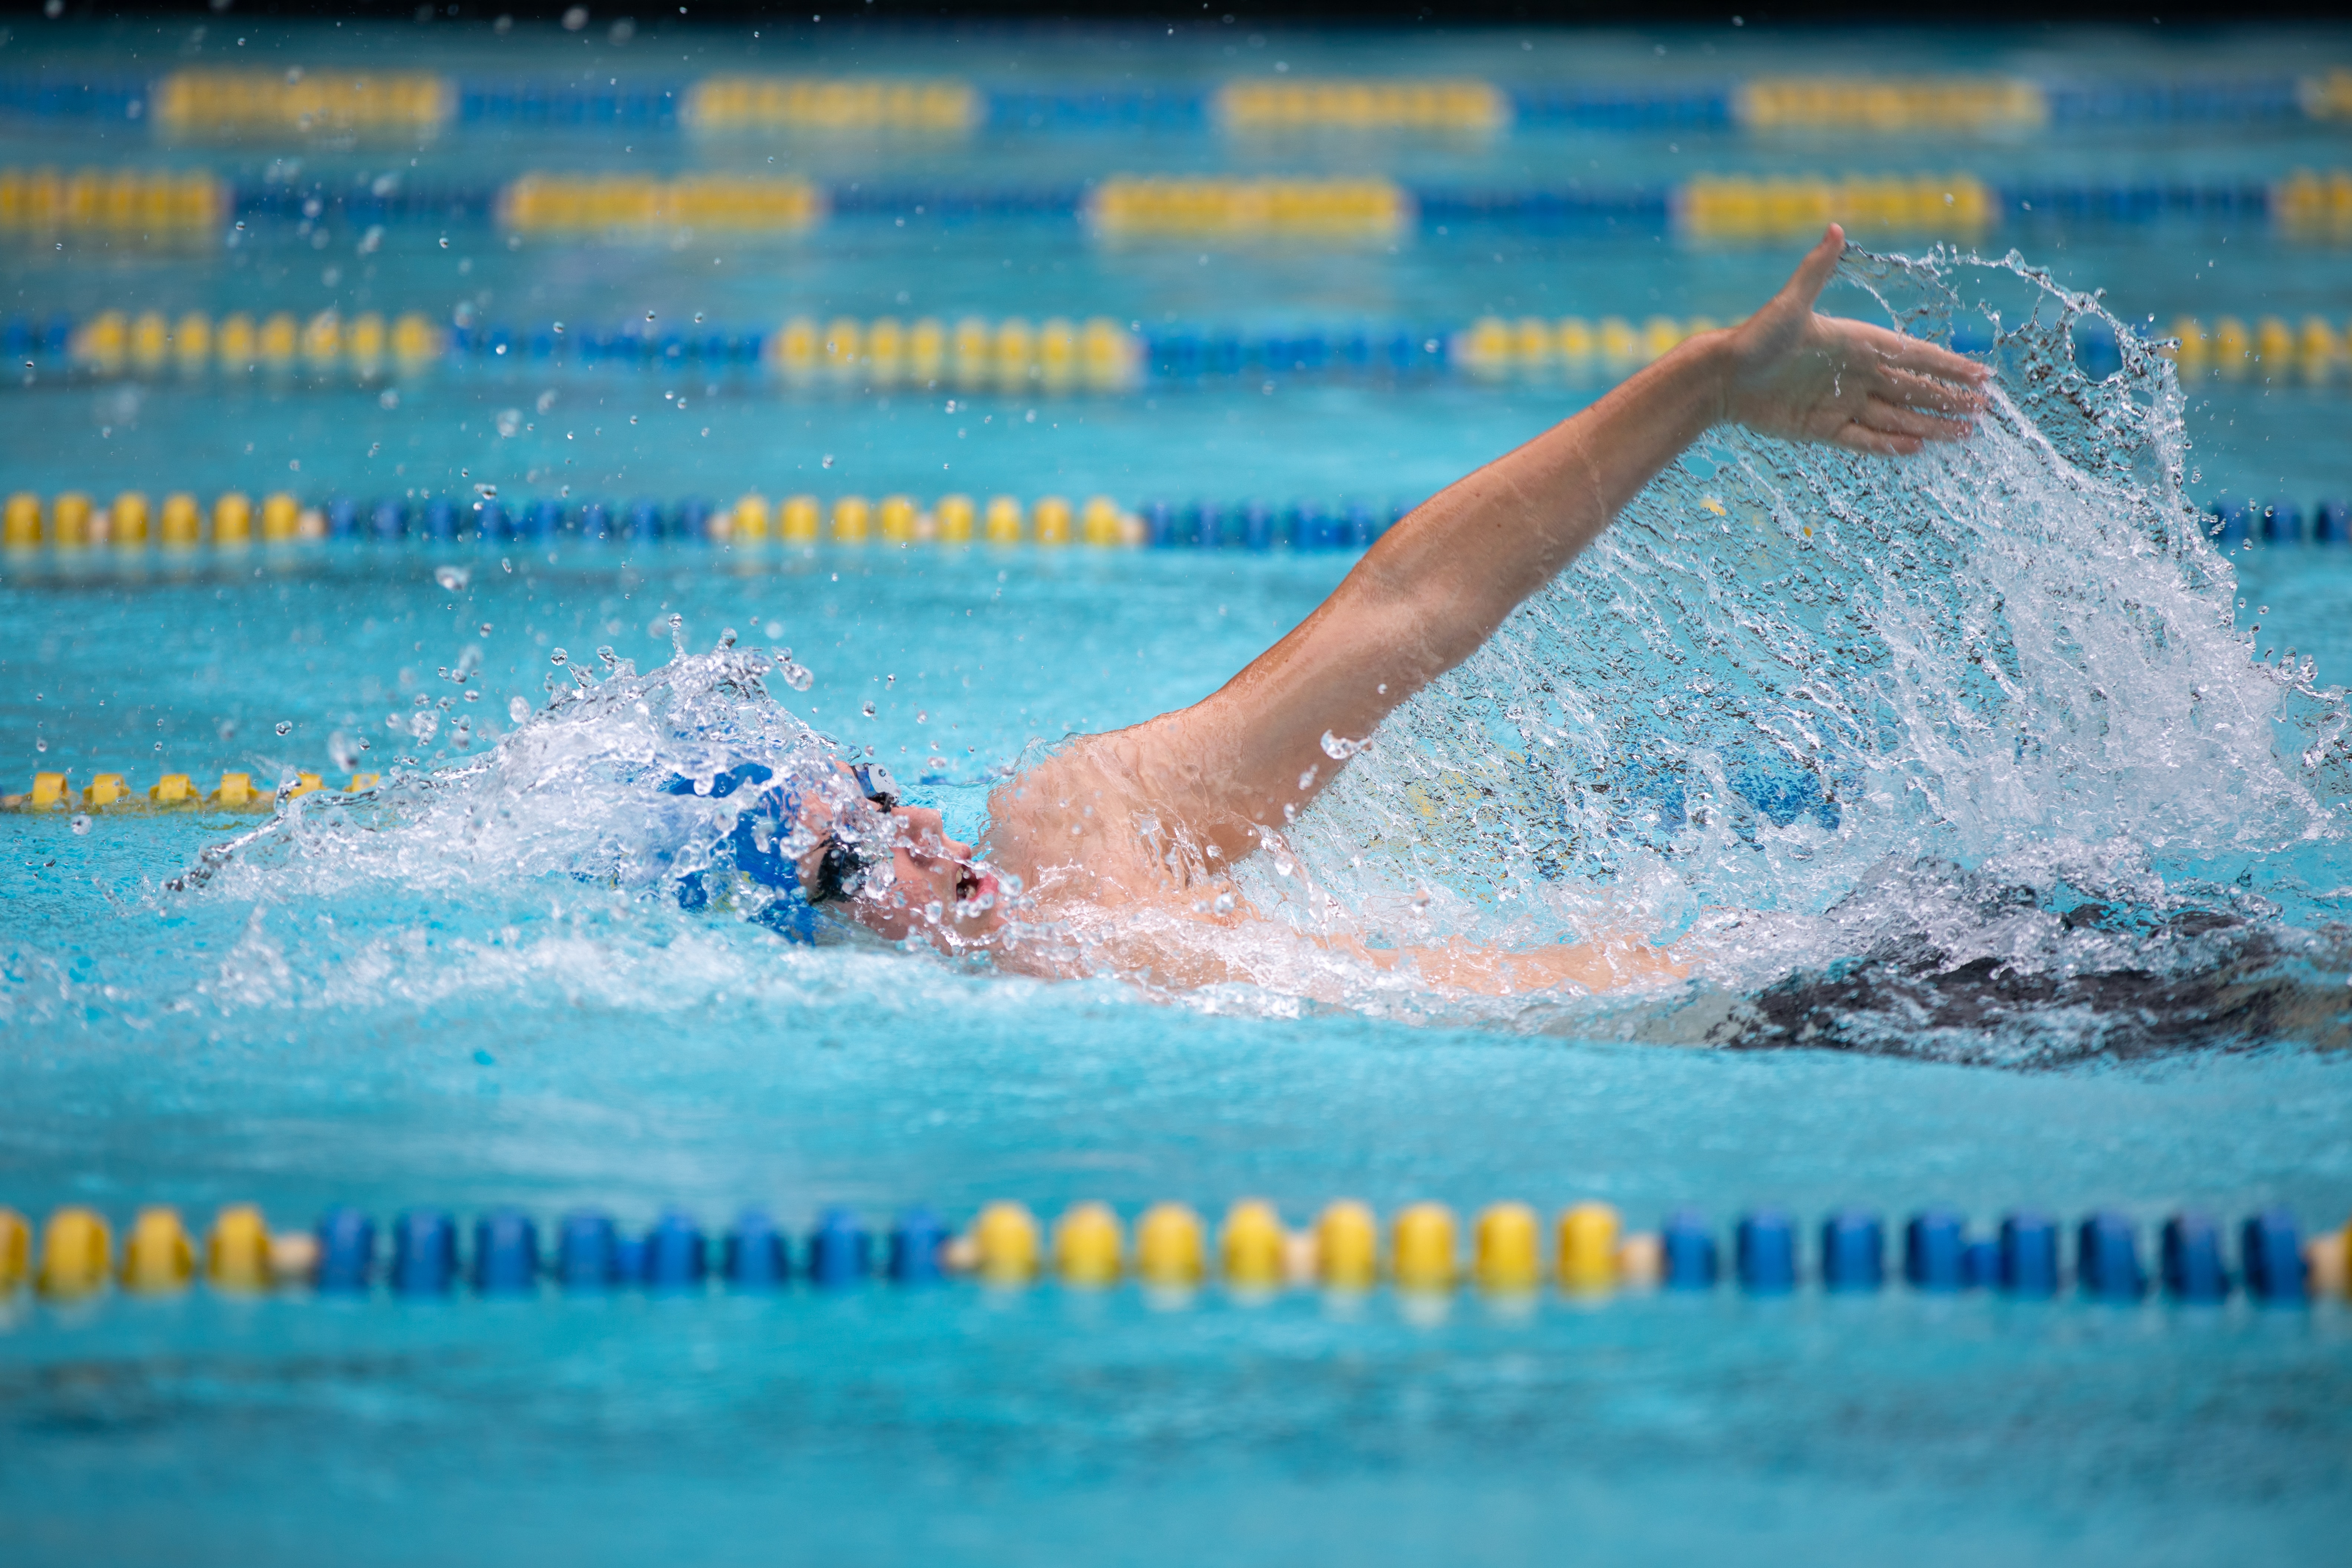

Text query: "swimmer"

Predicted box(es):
[758, 227, 1988, 992]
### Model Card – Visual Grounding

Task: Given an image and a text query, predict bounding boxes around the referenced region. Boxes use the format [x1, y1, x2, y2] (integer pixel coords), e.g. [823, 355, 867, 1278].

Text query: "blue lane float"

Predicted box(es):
[644, 1210, 707, 1291]
[2243, 1209, 2309, 1303]
[1735, 1209, 1797, 1294]
[391, 1209, 459, 1296]
[556, 1211, 617, 1290]
[315, 1206, 376, 1294]
[1905, 1209, 1968, 1292]
[1821, 1209, 1885, 1292]
[889, 1208, 949, 1284]
[807, 1205, 871, 1288]
[474, 1209, 541, 1295]
[1664, 1209, 1720, 1290]
[2161, 1212, 2230, 1304]
[2001, 1212, 2062, 1297]
[2078, 1210, 2147, 1302]
[724, 1209, 790, 1289]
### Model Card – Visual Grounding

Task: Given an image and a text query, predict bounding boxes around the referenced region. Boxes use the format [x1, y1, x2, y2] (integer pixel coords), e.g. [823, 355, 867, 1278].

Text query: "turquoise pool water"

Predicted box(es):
[5, 17, 2352, 1565]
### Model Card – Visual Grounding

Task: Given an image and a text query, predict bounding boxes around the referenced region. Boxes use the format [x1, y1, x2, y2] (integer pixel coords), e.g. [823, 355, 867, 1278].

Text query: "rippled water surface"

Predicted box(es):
[6, 17, 2352, 1564]
[6, 245, 2351, 1564]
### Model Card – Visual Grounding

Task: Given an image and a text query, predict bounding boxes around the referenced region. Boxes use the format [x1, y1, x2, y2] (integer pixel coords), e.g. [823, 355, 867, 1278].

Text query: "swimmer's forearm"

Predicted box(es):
[1360, 934, 1691, 994]
[1348, 328, 1738, 665]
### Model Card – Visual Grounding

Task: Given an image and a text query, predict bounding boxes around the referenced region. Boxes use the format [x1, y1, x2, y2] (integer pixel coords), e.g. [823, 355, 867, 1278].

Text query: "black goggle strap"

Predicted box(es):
[849, 762, 899, 809]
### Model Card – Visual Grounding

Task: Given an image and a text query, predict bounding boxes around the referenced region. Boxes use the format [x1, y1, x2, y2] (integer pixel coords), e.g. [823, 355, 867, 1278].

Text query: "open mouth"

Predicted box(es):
[953, 865, 999, 915]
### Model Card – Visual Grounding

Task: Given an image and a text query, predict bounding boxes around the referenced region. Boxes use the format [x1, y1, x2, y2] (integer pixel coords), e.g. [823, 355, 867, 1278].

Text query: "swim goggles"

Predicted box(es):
[807, 762, 900, 905]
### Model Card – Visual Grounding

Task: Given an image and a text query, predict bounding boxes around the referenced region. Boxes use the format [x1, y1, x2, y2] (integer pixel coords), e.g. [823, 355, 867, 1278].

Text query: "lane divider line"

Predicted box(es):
[2, 1199, 2343, 1304]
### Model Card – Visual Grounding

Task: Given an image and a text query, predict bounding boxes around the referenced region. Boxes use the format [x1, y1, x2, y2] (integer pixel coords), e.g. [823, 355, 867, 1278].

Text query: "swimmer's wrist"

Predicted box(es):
[1648, 325, 1741, 431]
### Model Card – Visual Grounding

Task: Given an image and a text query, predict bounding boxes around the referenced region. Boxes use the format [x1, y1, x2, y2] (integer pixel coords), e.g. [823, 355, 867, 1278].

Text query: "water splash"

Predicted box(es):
[115, 245, 2352, 1058]
[1244, 244, 2352, 1055]
[172, 645, 855, 919]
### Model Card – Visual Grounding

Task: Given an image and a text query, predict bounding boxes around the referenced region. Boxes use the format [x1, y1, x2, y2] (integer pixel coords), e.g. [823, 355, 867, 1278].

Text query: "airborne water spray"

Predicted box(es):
[1249, 245, 2352, 1058]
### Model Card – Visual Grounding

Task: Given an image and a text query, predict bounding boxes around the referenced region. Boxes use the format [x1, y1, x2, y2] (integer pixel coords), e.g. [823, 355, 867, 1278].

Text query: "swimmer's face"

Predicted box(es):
[792, 767, 1004, 947]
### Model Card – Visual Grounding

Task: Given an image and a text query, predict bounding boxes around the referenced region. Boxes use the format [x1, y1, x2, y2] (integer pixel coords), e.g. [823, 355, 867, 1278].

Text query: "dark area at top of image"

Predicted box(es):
[16, 0, 2352, 29]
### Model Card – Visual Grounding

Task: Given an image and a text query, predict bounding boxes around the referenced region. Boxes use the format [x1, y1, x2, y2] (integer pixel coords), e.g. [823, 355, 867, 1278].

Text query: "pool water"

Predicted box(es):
[4, 17, 2352, 1567]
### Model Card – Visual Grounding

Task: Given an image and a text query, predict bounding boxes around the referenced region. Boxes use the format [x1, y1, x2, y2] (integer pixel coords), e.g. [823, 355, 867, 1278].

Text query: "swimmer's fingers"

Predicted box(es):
[1873, 365, 1988, 417]
[1858, 394, 1973, 444]
[1846, 321, 1991, 385]
[1832, 422, 1925, 458]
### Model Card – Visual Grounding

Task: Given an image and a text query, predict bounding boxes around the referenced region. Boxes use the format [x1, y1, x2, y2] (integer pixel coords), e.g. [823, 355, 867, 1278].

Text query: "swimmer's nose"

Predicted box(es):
[894, 805, 970, 862]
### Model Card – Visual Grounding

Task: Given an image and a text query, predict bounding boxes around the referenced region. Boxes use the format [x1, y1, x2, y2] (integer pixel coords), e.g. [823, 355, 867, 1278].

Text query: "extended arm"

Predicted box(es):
[1140, 225, 1986, 857]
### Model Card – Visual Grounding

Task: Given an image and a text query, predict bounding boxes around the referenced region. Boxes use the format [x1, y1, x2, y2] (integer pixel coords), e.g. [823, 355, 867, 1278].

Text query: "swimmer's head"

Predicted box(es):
[790, 760, 1005, 945]
[666, 756, 1004, 947]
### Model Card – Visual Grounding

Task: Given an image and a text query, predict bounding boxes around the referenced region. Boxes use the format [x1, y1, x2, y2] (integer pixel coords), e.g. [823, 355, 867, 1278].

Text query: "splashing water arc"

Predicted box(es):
[1253, 245, 2352, 1053]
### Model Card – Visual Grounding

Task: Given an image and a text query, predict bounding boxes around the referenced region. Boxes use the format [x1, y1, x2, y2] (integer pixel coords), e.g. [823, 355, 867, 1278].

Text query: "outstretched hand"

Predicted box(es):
[1720, 224, 1990, 456]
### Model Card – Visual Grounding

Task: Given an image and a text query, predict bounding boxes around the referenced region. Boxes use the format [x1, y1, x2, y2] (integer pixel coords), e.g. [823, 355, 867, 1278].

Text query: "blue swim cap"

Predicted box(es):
[663, 760, 821, 941]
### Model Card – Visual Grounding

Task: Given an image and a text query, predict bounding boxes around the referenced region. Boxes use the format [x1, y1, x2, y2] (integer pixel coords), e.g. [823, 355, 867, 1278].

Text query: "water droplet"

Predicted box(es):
[508, 695, 531, 724]
[434, 564, 471, 592]
[776, 654, 814, 692]
[916, 710, 928, 724]
[596, 646, 617, 667]
[480, 622, 494, 636]
[667, 614, 686, 656]
[275, 720, 292, 736]
[70, 814, 91, 835]
[765, 620, 784, 639]
[1296, 765, 1318, 790]
[1320, 730, 1365, 760]
[716, 628, 738, 650]
[550, 648, 568, 665]
[821, 454, 835, 468]
[1212, 891, 1236, 914]
[862, 701, 877, 717]
[34, 737, 46, 752]
[925, 900, 944, 923]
